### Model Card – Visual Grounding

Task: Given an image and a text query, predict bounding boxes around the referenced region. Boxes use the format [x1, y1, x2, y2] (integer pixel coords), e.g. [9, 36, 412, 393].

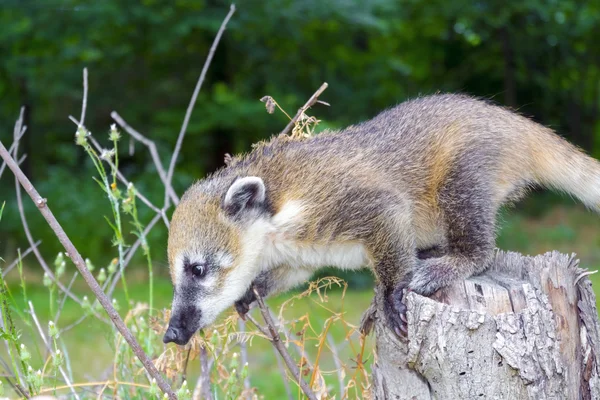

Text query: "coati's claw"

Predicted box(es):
[384, 285, 408, 338]
[400, 312, 408, 324]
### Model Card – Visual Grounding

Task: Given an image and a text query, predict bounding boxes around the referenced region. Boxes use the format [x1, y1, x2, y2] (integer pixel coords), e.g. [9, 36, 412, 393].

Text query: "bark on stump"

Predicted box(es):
[369, 251, 600, 399]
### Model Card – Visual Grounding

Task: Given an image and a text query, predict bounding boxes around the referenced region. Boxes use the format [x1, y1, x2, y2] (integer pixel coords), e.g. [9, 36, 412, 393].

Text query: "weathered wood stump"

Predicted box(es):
[369, 251, 600, 399]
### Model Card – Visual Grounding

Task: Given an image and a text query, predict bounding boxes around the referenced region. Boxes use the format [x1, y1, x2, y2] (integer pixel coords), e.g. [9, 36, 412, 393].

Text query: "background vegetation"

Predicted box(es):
[1, 0, 600, 398]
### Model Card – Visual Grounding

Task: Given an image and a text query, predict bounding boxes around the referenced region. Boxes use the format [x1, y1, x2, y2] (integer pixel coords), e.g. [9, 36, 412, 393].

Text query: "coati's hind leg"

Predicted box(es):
[364, 202, 418, 337]
[409, 170, 496, 295]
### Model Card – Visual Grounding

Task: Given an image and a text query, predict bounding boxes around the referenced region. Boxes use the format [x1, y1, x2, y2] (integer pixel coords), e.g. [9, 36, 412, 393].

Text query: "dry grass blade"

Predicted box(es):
[280, 82, 328, 137]
[251, 288, 317, 400]
[28, 301, 79, 399]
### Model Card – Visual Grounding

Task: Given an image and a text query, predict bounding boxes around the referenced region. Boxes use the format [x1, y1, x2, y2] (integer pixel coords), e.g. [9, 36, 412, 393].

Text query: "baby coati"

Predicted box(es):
[163, 93, 600, 345]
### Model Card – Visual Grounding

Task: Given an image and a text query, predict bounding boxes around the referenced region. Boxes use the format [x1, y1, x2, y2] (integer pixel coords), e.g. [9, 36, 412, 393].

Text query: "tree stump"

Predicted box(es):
[369, 251, 600, 399]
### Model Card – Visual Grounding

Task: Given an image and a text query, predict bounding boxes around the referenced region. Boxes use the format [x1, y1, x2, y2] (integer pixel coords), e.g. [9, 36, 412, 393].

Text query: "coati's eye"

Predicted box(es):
[190, 263, 207, 278]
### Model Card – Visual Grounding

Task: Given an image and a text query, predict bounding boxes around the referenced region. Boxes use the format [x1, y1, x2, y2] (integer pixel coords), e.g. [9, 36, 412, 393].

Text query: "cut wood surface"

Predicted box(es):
[370, 250, 600, 400]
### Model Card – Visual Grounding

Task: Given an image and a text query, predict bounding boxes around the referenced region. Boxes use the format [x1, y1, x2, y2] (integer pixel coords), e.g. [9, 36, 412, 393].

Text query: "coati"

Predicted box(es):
[163, 93, 600, 345]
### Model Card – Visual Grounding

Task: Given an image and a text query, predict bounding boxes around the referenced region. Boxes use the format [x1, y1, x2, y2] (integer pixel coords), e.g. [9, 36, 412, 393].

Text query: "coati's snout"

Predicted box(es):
[163, 304, 201, 345]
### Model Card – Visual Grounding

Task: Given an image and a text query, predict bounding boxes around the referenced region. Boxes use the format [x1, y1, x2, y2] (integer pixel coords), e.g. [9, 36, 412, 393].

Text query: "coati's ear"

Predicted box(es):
[223, 176, 266, 216]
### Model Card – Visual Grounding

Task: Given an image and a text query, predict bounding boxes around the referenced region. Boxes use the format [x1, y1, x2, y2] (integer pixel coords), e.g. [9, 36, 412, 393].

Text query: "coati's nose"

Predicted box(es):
[163, 326, 180, 344]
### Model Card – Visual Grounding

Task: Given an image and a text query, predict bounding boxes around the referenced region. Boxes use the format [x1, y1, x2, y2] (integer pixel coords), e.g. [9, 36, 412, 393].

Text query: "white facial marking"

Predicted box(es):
[195, 217, 274, 327]
[216, 251, 234, 268]
[173, 253, 206, 287]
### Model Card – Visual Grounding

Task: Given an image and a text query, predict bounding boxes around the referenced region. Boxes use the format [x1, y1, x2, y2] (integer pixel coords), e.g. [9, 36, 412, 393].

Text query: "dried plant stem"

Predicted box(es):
[79, 68, 88, 127]
[107, 211, 162, 296]
[272, 345, 294, 400]
[326, 333, 345, 397]
[280, 82, 328, 136]
[0, 141, 177, 399]
[193, 346, 213, 400]
[87, 135, 169, 228]
[2, 240, 41, 277]
[237, 319, 251, 397]
[109, 111, 178, 204]
[28, 301, 79, 399]
[251, 288, 317, 400]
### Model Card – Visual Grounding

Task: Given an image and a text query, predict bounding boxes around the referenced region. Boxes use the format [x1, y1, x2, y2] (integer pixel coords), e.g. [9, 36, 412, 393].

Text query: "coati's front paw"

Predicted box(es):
[408, 258, 450, 296]
[234, 289, 257, 319]
[383, 285, 409, 338]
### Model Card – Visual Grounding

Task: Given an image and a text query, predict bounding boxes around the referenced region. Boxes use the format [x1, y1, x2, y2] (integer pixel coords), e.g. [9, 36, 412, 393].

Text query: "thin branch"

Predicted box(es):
[106, 211, 162, 296]
[12, 134, 85, 307]
[193, 346, 213, 400]
[54, 272, 79, 324]
[87, 131, 170, 228]
[237, 319, 251, 397]
[326, 333, 345, 397]
[280, 82, 328, 136]
[14, 382, 30, 399]
[58, 314, 88, 335]
[0, 107, 26, 179]
[79, 68, 88, 128]
[28, 301, 80, 400]
[2, 240, 41, 277]
[109, 112, 178, 205]
[251, 288, 317, 400]
[0, 141, 177, 399]
[272, 345, 294, 400]
[164, 4, 236, 207]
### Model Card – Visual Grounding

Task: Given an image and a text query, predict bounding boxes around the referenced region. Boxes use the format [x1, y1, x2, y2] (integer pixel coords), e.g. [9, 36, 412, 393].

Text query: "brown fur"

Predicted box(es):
[166, 93, 600, 342]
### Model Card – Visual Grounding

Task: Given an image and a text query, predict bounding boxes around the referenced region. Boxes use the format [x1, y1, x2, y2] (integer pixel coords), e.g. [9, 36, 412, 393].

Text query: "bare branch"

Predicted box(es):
[237, 319, 251, 398]
[280, 82, 328, 136]
[109, 112, 179, 205]
[164, 4, 236, 207]
[0, 141, 177, 399]
[80, 68, 88, 128]
[326, 333, 345, 397]
[251, 288, 317, 400]
[0, 107, 26, 179]
[28, 301, 80, 400]
[107, 211, 162, 296]
[192, 346, 213, 400]
[87, 134, 170, 228]
[54, 272, 79, 324]
[272, 345, 294, 400]
[2, 240, 41, 277]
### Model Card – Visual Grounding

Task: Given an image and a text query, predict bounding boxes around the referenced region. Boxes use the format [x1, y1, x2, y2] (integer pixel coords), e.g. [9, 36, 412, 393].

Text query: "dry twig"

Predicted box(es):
[164, 4, 236, 207]
[28, 301, 79, 399]
[280, 82, 328, 136]
[2, 240, 41, 277]
[250, 288, 317, 400]
[109, 111, 178, 204]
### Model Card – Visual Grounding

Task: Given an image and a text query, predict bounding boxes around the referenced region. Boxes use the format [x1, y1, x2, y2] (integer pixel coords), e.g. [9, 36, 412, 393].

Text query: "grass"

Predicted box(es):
[3, 195, 600, 398]
[5, 273, 374, 399]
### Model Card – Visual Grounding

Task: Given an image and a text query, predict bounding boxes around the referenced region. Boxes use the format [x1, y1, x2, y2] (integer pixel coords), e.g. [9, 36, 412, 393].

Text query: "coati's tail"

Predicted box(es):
[531, 128, 600, 212]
